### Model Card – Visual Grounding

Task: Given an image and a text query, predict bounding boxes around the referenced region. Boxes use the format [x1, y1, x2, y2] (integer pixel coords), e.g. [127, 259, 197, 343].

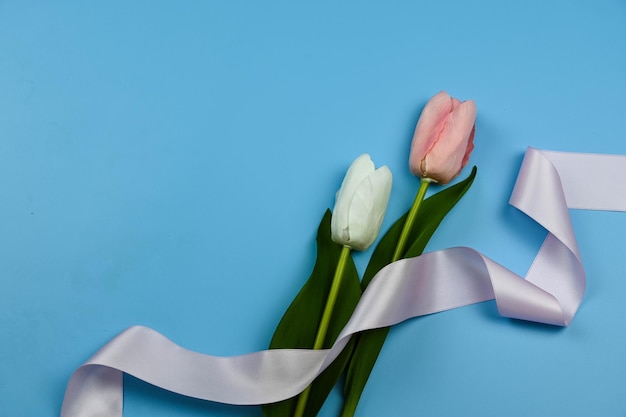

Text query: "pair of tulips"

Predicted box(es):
[332, 91, 476, 251]
[285, 91, 477, 417]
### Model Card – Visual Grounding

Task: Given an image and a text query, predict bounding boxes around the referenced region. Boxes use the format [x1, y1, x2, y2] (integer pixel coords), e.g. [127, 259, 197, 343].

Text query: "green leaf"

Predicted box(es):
[262, 210, 362, 417]
[341, 167, 477, 417]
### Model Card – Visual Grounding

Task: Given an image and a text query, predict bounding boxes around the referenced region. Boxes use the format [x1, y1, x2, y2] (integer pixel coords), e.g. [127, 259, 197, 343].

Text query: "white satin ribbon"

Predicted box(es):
[61, 148, 626, 417]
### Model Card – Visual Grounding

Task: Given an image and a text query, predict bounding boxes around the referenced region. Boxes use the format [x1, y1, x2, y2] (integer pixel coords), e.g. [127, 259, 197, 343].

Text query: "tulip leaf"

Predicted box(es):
[262, 209, 362, 417]
[341, 167, 477, 417]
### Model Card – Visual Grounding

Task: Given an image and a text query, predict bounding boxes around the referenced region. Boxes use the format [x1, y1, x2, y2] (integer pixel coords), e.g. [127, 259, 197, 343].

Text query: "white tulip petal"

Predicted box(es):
[331, 154, 375, 246]
[346, 177, 377, 250]
[337, 154, 375, 208]
[346, 166, 393, 250]
[369, 166, 393, 225]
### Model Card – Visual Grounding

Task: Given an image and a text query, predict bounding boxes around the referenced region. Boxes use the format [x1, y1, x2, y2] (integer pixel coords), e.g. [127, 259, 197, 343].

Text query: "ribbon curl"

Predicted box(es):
[61, 148, 626, 417]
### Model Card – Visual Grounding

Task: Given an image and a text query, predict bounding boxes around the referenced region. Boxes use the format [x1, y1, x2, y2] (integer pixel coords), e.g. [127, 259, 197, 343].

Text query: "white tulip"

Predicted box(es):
[331, 154, 393, 251]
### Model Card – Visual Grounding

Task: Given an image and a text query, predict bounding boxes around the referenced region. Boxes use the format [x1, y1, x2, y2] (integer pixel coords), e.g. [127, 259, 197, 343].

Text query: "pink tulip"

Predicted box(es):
[409, 91, 476, 184]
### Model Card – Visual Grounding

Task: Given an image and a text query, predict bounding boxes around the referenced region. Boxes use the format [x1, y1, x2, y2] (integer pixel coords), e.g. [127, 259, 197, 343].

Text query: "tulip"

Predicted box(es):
[340, 95, 477, 417]
[292, 154, 391, 417]
[393, 92, 476, 261]
[409, 91, 476, 184]
[331, 154, 393, 251]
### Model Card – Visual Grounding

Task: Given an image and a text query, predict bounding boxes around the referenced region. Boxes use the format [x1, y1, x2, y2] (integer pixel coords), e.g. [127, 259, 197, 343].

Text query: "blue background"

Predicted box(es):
[2, 1, 626, 416]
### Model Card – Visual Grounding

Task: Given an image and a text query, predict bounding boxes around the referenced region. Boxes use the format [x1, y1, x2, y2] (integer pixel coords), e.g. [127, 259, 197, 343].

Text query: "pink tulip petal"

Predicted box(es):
[461, 125, 476, 168]
[421, 100, 476, 183]
[409, 91, 452, 175]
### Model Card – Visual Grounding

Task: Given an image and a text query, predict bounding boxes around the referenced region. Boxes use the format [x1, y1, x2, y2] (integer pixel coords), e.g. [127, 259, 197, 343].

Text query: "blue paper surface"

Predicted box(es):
[1, 1, 626, 416]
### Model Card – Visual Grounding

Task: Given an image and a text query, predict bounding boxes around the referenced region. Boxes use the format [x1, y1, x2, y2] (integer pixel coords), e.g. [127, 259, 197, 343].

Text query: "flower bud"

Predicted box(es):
[409, 91, 476, 184]
[331, 154, 392, 251]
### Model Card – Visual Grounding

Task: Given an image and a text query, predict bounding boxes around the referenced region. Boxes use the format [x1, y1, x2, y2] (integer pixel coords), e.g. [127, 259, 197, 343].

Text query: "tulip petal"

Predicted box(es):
[345, 166, 392, 251]
[331, 155, 376, 246]
[340, 155, 376, 198]
[447, 100, 476, 147]
[422, 100, 476, 183]
[409, 91, 453, 176]
[450, 97, 462, 111]
[462, 125, 476, 168]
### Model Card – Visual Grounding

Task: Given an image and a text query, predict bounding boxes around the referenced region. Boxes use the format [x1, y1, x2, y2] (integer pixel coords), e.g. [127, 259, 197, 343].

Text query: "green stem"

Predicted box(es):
[392, 179, 430, 262]
[338, 179, 431, 417]
[293, 245, 352, 417]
